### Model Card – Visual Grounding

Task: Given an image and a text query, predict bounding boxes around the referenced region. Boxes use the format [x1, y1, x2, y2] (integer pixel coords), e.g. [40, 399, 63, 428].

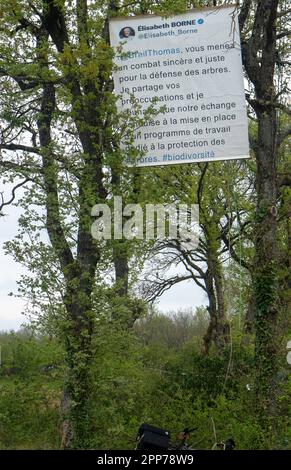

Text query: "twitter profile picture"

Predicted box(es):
[119, 26, 135, 39]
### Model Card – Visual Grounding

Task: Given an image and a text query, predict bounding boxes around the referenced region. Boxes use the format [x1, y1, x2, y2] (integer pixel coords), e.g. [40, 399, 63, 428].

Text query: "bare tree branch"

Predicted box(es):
[239, 0, 253, 33]
[276, 8, 291, 18]
[0, 143, 40, 154]
[0, 178, 30, 214]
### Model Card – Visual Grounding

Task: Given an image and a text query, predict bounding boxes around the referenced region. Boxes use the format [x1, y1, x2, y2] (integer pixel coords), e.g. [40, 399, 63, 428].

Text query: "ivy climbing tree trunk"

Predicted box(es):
[0, 0, 116, 448]
[254, 105, 279, 412]
[240, 0, 280, 414]
[42, 0, 108, 448]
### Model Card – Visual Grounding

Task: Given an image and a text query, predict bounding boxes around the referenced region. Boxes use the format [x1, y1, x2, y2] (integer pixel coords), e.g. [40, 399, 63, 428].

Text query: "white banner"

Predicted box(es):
[109, 7, 249, 167]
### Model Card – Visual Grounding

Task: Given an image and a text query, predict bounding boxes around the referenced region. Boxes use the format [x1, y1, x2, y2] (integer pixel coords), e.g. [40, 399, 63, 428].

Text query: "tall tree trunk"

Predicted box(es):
[244, 291, 255, 334]
[241, 0, 280, 414]
[60, 256, 99, 448]
[253, 106, 279, 411]
[40, 1, 106, 446]
[203, 253, 230, 354]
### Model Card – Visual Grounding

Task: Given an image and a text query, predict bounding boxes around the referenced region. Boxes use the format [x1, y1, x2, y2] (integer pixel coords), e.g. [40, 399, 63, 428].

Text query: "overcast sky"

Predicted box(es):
[0, 188, 207, 331]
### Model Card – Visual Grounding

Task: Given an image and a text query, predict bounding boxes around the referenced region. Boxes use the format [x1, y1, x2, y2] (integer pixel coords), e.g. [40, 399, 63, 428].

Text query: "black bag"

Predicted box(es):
[136, 423, 171, 450]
